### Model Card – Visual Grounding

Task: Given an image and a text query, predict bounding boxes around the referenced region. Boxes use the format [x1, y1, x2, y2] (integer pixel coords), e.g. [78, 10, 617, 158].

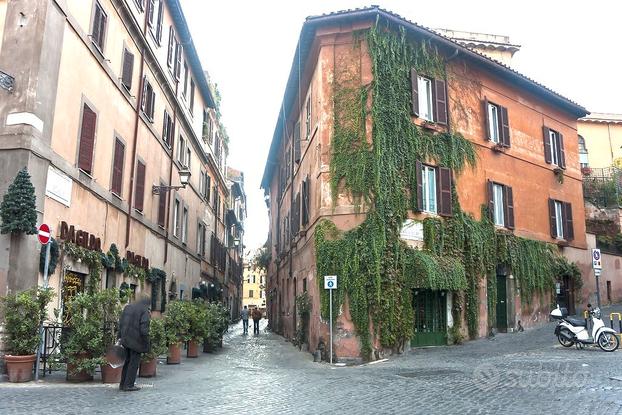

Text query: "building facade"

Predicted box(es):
[242, 260, 266, 312]
[261, 7, 589, 361]
[578, 113, 622, 169]
[0, 0, 241, 363]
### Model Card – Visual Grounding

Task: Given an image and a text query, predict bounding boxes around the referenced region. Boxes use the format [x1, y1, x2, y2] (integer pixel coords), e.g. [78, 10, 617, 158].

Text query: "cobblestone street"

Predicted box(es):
[2, 317, 622, 414]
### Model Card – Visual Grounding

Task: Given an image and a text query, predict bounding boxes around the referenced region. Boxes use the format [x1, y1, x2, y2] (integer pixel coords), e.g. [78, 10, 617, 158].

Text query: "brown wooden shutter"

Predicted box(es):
[162, 111, 169, 145]
[156, 0, 164, 42]
[157, 183, 166, 227]
[167, 27, 175, 67]
[92, 6, 102, 49]
[543, 126, 552, 164]
[147, 0, 155, 26]
[135, 161, 146, 211]
[121, 49, 134, 90]
[294, 121, 301, 164]
[410, 68, 419, 117]
[484, 98, 491, 141]
[415, 160, 423, 211]
[559, 132, 566, 169]
[206, 176, 211, 202]
[78, 104, 97, 173]
[438, 167, 452, 216]
[504, 185, 514, 229]
[175, 43, 182, 79]
[548, 198, 557, 238]
[111, 139, 125, 195]
[302, 177, 310, 226]
[564, 202, 574, 241]
[434, 79, 448, 125]
[487, 180, 494, 220]
[500, 105, 510, 147]
[140, 76, 147, 112]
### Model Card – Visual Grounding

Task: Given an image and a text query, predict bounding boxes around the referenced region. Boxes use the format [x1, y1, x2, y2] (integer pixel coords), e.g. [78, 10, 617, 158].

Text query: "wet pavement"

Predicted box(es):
[1, 313, 622, 414]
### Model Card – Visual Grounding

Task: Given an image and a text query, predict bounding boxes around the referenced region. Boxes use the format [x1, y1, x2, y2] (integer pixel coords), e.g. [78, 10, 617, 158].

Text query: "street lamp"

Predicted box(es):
[152, 169, 191, 194]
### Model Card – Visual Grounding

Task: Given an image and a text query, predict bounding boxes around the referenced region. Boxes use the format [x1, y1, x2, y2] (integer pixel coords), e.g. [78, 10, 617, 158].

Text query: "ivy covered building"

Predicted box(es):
[261, 7, 589, 361]
[0, 0, 244, 365]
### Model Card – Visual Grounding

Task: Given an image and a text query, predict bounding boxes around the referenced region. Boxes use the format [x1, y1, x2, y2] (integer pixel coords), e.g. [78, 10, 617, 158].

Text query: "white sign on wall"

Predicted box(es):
[324, 275, 337, 290]
[400, 219, 424, 242]
[45, 166, 72, 207]
[592, 249, 602, 270]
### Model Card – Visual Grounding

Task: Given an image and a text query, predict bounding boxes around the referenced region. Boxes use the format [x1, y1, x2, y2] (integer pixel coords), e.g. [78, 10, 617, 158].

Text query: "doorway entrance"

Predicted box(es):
[496, 275, 508, 332]
[556, 275, 576, 315]
[411, 289, 447, 347]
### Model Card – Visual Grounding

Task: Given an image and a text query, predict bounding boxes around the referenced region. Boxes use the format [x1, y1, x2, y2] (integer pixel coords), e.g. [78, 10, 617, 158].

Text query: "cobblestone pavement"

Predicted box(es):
[2, 312, 622, 415]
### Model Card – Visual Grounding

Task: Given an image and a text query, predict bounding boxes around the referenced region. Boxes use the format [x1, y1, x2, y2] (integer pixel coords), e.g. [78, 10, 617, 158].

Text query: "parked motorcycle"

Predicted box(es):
[550, 304, 619, 352]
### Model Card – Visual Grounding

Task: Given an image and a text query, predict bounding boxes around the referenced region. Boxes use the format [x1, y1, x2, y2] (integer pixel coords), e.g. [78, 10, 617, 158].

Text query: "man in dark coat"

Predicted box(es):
[252, 307, 262, 335]
[118, 297, 151, 391]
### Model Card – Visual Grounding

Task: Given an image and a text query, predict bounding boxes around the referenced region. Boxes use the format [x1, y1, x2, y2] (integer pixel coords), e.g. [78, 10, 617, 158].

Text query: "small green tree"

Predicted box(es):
[0, 168, 37, 234]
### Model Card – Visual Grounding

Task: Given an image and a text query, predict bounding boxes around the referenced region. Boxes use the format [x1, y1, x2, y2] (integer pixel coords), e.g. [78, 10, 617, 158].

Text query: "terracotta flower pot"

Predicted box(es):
[167, 343, 181, 364]
[101, 362, 122, 384]
[139, 358, 157, 377]
[66, 353, 93, 382]
[5, 354, 36, 383]
[187, 340, 199, 358]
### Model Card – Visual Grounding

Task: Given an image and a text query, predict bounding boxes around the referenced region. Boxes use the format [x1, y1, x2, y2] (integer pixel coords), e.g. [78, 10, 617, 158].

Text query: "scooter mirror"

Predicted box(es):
[587, 303, 592, 308]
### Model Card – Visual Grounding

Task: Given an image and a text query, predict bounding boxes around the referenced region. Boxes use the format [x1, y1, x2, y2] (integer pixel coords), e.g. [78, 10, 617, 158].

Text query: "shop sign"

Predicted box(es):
[59, 221, 101, 251]
[126, 250, 150, 270]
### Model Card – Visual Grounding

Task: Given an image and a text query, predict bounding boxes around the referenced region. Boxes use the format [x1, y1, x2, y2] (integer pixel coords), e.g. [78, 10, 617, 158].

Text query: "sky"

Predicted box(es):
[182, 0, 622, 252]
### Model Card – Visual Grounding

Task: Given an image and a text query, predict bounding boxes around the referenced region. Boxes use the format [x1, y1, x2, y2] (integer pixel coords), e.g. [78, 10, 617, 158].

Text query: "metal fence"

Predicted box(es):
[583, 166, 622, 208]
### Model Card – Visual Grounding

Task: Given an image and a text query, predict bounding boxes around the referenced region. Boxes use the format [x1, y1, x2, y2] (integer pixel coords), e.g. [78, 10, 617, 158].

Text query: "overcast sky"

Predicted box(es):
[182, 0, 622, 251]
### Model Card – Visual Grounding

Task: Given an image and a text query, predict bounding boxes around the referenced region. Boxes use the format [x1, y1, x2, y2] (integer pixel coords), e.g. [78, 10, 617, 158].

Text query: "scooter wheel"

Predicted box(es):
[597, 333, 620, 352]
[557, 329, 574, 347]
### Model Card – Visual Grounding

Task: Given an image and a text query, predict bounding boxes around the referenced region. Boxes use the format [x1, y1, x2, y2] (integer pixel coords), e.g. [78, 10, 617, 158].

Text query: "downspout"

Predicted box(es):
[164, 76, 179, 263]
[125, 8, 149, 248]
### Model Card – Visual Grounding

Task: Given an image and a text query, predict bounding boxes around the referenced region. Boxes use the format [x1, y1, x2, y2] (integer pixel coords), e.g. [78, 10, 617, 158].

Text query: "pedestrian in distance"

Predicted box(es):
[118, 296, 151, 391]
[252, 307, 262, 335]
[241, 305, 249, 335]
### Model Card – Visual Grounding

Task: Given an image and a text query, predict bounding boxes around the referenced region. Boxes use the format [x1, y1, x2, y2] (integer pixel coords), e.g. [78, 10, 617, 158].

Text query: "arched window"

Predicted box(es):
[578, 135, 589, 167]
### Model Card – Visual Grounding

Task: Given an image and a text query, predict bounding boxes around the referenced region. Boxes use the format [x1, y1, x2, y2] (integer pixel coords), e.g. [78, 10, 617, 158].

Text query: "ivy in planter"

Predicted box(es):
[147, 268, 167, 311]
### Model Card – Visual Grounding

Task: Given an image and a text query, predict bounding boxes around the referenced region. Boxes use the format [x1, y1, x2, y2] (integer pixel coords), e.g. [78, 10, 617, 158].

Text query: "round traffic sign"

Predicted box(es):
[327, 281, 334, 288]
[38, 223, 51, 245]
[593, 251, 601, 260]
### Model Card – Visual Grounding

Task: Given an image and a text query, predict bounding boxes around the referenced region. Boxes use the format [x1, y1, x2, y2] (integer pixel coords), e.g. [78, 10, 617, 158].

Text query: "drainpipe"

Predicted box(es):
[164, 74, 179, 264]
[125, 8, 149, 248]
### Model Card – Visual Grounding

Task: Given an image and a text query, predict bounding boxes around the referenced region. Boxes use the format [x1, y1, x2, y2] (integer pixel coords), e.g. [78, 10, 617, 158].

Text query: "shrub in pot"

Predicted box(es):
[99, 289, 123, 383]
[203, 302, 229, 352]
[139, 317, 167, 377]
[187, 299, 208, 358]
[1, 287, 54, 382]
[163, 300, 190, 364]
[62, 291, 106, 382]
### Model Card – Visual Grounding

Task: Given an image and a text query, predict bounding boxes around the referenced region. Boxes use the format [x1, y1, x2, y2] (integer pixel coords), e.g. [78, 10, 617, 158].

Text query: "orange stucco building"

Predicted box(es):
[261, 7, 589, 361]
[0, 0, 245, 366]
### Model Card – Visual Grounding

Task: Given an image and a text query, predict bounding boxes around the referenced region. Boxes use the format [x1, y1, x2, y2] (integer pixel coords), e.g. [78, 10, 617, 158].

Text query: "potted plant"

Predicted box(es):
[187, 299, 208, 358]
[62, 291, 105, 382]
[0, 287, 54, 382]
[203, 302, 228, 352]
[99, 289, 122, 383]
[163, 300, 189, 364]
[139, 317, 167, 377]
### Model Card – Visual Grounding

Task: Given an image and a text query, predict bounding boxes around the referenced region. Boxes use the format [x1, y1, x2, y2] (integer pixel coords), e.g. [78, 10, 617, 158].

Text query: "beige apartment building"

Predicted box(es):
[242, 260, 266, 312]
[0, 0, 243, 361]
[577, 113, 622, 169]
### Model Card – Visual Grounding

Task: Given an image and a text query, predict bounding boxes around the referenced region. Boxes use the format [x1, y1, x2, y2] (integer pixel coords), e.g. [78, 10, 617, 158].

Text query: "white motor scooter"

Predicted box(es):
[551, 304, 619, 352]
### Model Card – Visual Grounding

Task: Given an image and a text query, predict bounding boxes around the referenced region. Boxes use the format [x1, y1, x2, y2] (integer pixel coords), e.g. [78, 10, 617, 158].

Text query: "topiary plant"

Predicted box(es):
[0, 168, 38, 235]
[141, 317, 167, 362]
[1, 287, 54, 355]
[163, 300, 190, 345]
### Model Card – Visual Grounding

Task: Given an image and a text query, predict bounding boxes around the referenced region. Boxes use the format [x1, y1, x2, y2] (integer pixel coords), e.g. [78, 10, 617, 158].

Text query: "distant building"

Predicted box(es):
[577, 113, 622, 169]
[434, 28, 520, 66]
[243, 260, 266, 312]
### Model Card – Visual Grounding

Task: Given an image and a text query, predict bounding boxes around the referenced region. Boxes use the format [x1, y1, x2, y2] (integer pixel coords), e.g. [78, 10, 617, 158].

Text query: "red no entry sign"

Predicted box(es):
[38, 223, 51, 245]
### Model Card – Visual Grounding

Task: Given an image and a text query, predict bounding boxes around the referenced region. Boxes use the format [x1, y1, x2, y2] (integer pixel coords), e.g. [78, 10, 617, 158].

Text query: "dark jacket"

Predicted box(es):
[252, 309, 262, 321]
[118, 301, 151, 353]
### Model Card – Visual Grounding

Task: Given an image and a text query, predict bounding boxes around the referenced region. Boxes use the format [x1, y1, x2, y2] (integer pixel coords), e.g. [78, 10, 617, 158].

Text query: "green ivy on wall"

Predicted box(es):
[63, 242, 103, 293]
[315, 21, 581, 358]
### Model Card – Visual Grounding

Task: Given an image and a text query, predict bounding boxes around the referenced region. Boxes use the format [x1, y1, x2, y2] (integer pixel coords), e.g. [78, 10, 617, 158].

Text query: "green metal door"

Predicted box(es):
[496, 275, 507, 332]
[411, 290, 447, 347]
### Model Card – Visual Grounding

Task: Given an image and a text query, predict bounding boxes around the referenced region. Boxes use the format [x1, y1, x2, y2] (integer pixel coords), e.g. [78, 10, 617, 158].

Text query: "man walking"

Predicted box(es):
[252, 307, 262, 335]
[118, 297, 151, 391]
[241, 305, 249, 335]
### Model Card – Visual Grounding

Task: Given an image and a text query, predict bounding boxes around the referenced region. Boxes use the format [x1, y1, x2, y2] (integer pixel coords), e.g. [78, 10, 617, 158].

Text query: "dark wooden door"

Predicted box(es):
[496, 275, 507, 332]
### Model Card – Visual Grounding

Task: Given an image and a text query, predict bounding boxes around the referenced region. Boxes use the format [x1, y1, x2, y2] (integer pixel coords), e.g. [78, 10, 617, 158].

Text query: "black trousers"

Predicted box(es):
[242, 319, 249, 333]
[253, 319, 260, 334]
[120, 348, 141, 390]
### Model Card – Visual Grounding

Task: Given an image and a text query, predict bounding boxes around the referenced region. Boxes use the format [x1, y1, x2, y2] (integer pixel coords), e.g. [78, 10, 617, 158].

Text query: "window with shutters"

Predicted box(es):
[167, 26, 175, 68]
[147, 0, 156, 27]
[493, 184, 505, 226]
[185, 147, 191, 169]
[182, 206, 188, 243]
[78, 103, 97, 174]
[301, 177, 310, 226]
[134, 160, 146, 212]
[487, 180, 515, 229]
[197, 222, 205, 256]
[190, 80, 195, 113]
[543, 126, 565, 169]
[121, 48, 134, 91]
[147, 0, 163, 44]
[417, 76, 434, 121]
[549, 199, 573, 241]
[249, 290, 254, 298]
[174, 42, 183, 80]
[141, 78, 155, 122]
[202, 110, 209, 142]
[578, 135, 589, 167]
[111, 138, 125, 196]
[206, 175, 211, 201]
[294, 120, 301, 164]
[173, 198, 180, 237]
[305, 95, 312, 138]
[183, 63, 189, 97]
[421, 165, 437, 213]
[91, 2, 107, 53]
[554, 201, 564, 238]
[157, 181, 166, 227]
[162, 110, 174, 148]
[487, 103, 500, 143]
[178, 136, 185, 165]
[133, 0, 145, 11]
